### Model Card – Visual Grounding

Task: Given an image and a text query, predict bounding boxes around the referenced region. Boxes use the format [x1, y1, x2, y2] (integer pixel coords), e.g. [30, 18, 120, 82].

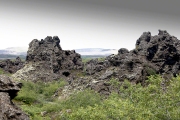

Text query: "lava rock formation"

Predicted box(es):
[13, 36, 83, 82]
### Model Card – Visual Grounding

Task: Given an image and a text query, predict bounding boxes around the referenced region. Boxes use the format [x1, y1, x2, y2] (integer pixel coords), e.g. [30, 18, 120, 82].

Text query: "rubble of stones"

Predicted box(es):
[0, 57, 24, 74]
[0, 75, 29, 120]
[13, 30, 180, 96]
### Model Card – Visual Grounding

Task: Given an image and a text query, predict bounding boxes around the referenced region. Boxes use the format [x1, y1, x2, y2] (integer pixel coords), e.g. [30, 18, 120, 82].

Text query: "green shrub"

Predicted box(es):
[98, 57, 105, 62]
[15, 79, 67, 103]
[61, 89, 102, 109]
[14, 75, 180, 119]
[14, 79, 67, 119]
[82, 58, 91, 63]
[0, 68, 4, 74]
[108, 78, 120, 88]
[60, 75, 180, 120]
[15, 81, 39, 104]
[42, 80, 67, 98]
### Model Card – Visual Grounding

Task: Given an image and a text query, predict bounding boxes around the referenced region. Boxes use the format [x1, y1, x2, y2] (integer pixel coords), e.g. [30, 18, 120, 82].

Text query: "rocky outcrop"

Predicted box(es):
[73, 30, 180, 95]
[0, 75, 29, 120]
[84, 30, 180, 82]
[136, 30, 180, 76]
[84, 58, 109, 75]
[0, 57, 24, 74]
[13, 36, 83, 82]
[12, 30, 180, 97]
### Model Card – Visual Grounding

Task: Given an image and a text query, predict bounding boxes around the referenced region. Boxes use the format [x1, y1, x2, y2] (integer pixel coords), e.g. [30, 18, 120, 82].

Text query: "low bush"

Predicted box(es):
[0, 68, 4, 74]
[14, 75, 180, 119]
[61, 89, 102, 109]
[59, 75, 180, 120]
[14, 79, 67, 119]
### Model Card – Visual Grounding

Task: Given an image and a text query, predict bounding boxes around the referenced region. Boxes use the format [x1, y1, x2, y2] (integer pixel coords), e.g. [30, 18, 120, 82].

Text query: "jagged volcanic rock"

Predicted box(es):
[79, 30, 180, 95]
[136, 30, 180, 76]
[0, 75, 29, 120]
[12, 30, 180, 97]
[85, 30, 180, 81]
[0, 57, 24, 74]
[13, 36, 83, 82]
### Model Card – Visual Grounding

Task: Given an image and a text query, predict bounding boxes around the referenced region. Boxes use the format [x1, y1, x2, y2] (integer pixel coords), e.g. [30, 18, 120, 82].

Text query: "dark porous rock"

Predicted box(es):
[136, 30, 180, 77]
[101, 30, 180, 83]
[90, 81, 111, 96]
[0, 75, 22, 99]
[13, 36, 83, 82]
[99, 69, 114, 80]
[83, 30, 180, 88]
[11, 30, 180, 97]
[0, 57, 24, 74]
[84, 58, 107, 75]
[0, 75, 29, 120]
[118, 48, 129, 55]
[55, 30, 180, 98]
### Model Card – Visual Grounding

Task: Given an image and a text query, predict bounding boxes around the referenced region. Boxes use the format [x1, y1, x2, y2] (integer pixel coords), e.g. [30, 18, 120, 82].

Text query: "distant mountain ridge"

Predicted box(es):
[0, 47, 27, 55]
[74, 48, 118, 55]
[0, 47, 118, 56]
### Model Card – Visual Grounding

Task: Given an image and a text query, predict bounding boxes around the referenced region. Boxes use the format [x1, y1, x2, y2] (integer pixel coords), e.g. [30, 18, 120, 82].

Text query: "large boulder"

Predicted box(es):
[0, 75, 29, 120]
[13, 36, 83, 82]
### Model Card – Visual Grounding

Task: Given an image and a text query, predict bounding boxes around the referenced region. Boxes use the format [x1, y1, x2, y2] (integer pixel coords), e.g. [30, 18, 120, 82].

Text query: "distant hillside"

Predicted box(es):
[0, 47, 118, 59]
[75, 48, 118, 55]
[0, 47, 27, 55]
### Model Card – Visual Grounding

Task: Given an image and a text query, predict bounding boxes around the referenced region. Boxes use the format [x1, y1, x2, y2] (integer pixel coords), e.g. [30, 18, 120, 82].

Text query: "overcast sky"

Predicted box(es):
[1, 0, 180, 50]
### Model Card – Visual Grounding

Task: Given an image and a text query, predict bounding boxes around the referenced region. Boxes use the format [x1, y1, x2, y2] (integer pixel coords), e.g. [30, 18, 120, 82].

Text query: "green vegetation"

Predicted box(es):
[0, 68, 11, 76]
[98, 57, 105, 62]
[59, 75, 180, 119]
[143, 63, 157, 76]
[14, 75, 180, 119]
[14, 80, 68, 119]
[0, 68, 4, 74]
[82, 55, 106, 63]
[108, 78, 121, 87]
[82, 58, 92, 63]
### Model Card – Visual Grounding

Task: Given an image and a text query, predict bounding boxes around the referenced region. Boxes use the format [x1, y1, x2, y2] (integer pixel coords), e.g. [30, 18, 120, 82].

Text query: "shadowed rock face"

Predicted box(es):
[13, 36, 83, 82]
[0, 75, 29, 120]
[0, 57, 24, 74]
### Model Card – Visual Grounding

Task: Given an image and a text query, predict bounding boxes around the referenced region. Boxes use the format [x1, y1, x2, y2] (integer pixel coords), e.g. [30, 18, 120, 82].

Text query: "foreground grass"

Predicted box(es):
[0, 68, 4, 74]
[14, 75, 180, 119]
[59, 75, 180, 120]
[14, 80, 68, 119]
